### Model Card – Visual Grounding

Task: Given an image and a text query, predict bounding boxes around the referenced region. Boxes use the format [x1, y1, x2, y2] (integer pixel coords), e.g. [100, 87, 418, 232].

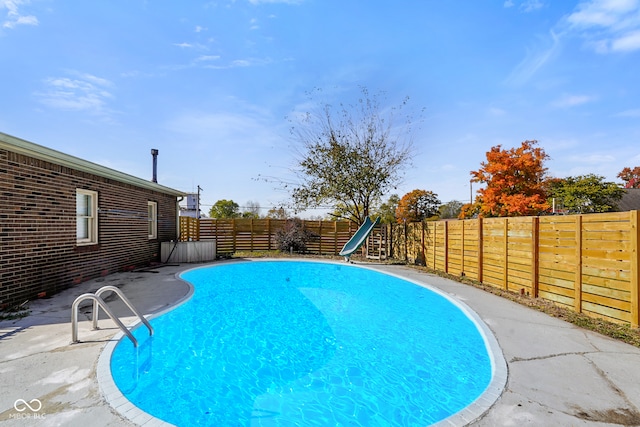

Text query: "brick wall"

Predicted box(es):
[0, 149, 178, 309]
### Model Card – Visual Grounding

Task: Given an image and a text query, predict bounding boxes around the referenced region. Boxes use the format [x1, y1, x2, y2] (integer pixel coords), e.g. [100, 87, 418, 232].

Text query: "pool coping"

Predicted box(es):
[96, 277, 195, 427]
[97, 258, 507, 426]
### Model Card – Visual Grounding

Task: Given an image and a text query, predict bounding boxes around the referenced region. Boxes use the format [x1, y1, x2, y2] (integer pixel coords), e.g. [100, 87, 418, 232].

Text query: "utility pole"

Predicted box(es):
[469, 180, 473, 204]
[197, 185, 203, 219]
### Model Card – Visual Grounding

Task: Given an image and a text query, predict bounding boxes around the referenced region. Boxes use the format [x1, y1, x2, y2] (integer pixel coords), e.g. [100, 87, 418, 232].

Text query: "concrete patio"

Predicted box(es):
[1, 259, 640, 426]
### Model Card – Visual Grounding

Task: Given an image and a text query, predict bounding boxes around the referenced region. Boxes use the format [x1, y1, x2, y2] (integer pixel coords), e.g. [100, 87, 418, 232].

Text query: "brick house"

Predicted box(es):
[0, 132, 184, 310]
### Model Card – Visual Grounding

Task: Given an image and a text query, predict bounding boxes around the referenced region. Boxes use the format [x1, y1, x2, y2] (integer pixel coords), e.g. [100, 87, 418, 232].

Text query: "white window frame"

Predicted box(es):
[76, 189, 98, 245]
[148, 201, 158, 239]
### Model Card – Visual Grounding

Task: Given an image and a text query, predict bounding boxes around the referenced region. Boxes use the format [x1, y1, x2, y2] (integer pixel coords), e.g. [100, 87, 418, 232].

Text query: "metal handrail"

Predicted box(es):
[71, 294, 139, 346]
[71, 286, 153, 347]
[92, 285, 154, 337]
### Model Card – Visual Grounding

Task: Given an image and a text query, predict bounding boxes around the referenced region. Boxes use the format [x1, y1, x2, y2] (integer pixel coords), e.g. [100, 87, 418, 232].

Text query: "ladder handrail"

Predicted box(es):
[92, 285, 154, 337]
[71, 294, 139, 347]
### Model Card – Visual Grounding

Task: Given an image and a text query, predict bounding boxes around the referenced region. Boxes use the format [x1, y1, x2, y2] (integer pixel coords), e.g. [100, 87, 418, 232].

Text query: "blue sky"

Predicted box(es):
[2, 0, 640, 217]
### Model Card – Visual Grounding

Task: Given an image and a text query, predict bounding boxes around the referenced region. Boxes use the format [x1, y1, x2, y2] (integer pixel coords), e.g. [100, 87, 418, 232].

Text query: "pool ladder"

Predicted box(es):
[71, 285, 153, 347]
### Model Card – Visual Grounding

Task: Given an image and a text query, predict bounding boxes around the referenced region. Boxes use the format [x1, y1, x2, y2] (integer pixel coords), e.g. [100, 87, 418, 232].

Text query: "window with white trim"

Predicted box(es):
[76, 189, 98, 245]
[148, 201, 158, 239]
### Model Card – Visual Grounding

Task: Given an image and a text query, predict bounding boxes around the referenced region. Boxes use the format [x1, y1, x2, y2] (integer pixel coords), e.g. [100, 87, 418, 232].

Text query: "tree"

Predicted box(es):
[242, 200, 261, 219]
[548, 174, 624, 214]
[375, 194, 400, 224]
[465, 140, 550, 217]
[618, 166, 640, 189]
[396, 189, 441, 223]
[265, 206, 289, 219]
[287, 87, 417, 225]
[209, 199, 240, 218]
[439, 200, 464, 219]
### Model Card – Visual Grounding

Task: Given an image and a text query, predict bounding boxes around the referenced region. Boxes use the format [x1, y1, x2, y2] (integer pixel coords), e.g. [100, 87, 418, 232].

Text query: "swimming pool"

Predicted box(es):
[103, 260, 506, 426]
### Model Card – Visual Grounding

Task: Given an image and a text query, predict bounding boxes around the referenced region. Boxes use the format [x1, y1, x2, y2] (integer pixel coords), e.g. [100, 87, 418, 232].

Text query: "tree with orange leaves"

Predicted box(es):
[617, 166, 640, 189]
[462, 140, 550, 218]
[396, 189, 441, 223]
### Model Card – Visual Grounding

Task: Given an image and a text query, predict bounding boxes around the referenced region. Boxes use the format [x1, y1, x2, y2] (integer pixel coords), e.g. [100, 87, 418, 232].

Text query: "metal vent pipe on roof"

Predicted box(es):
[151, 149, 158, 183]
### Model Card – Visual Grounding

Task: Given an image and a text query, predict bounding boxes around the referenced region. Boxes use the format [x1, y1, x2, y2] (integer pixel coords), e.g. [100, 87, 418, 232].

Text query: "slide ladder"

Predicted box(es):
[71, 285, 153, 347]
[366, 224, 387, 260]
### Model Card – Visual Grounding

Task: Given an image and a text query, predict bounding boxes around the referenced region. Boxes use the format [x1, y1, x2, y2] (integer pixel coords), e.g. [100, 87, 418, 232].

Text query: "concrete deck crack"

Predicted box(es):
[509, 350, 591, 362]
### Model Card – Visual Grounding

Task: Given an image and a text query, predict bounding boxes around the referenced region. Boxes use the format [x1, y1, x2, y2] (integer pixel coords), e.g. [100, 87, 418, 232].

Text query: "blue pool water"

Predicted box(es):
[110, 260, 493, 426]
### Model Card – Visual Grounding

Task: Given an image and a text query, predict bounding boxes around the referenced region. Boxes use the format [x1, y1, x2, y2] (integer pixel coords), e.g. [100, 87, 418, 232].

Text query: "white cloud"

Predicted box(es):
[503, 0, 545, 12]
[248, 0, 303, 4]
[611, 29, 640, 50]
[167, 111, 274, 143]
[172, 41, 209, 52]
[565, 0, 640, 53]
[202, 57, 272, 69]
[567, 0, 638, 28]
[1, 0, 38, 29]
[195, 55, 221, 62]
[488, 107, 507, 116]
[521, 0, 545, 13]
[505, 30, 560, 85]
[36, 72, 114, 115]
[231, 59, 251, 67]
[615, 108, 640, 117]
[551, 93, 595, 108]
[568, 152, 615, 163]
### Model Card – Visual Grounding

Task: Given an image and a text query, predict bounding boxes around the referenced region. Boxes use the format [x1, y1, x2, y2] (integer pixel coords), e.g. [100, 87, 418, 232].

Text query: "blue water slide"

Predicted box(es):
[339, 216, 381, 261]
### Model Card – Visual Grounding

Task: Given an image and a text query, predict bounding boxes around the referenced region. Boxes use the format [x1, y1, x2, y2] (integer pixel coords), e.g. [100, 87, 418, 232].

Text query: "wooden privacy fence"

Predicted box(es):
[392, 211, 640, 327]
[178, 213, 640, 327]
[179, 217, 359, 256]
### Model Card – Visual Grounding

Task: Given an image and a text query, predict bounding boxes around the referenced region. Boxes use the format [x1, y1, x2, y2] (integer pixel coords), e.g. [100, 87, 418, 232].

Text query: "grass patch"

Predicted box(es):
[0, 300, 30, 321]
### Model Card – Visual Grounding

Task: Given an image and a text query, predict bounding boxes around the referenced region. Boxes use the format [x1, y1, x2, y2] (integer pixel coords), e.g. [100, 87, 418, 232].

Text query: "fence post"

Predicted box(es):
[631, 210, 639, 328]
[532, 217, 540, 298]
[250, 219, 254, 251]
[232, 219, 237, 253]
[461, 220, 465, 276]
[432, 222, 436, 268]
[478, 218, 484, 283]
[267, 219, 271, 251]
[503, 218, 509, 290]
[416, 221, 427, 267]
[444, 221, 449, 273]
[574, 215, 583, 314]
[403, 221, 408, 262]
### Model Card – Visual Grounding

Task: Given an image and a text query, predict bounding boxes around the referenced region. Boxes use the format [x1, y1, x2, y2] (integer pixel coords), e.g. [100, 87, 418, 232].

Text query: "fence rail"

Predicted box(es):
[391, 211, 640, 327]
[179, 212, 640, 327]
[180, 217, 358, 256]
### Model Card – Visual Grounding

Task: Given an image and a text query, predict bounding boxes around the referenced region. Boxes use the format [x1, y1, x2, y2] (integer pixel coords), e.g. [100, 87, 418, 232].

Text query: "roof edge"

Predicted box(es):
[0, 132, 184, 197]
